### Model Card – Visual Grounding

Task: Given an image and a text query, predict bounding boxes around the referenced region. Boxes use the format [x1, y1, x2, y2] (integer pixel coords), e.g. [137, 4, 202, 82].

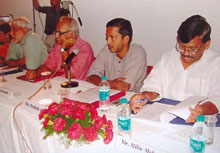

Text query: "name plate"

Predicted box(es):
[22, 99, 51, 115]
[115, 137, 157, 153]
[0, 87, 14, 99]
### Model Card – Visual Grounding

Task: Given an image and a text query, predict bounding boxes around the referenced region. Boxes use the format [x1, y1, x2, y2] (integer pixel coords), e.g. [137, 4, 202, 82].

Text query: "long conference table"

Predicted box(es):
[0, 70, 219, 153]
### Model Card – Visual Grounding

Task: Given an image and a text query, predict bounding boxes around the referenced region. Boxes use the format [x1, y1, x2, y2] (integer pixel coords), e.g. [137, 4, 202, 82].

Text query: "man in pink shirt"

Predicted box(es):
[35, 16, 94, 80]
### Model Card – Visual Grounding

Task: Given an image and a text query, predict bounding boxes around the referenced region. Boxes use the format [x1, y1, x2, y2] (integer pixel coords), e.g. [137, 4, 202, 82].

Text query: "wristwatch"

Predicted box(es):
[61, 48, 68, 52]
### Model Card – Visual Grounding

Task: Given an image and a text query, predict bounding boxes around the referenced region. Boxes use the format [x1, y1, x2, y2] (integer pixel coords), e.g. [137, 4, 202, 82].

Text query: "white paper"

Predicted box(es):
[70, 87, 122, 104]
[167, 96, 207, 121]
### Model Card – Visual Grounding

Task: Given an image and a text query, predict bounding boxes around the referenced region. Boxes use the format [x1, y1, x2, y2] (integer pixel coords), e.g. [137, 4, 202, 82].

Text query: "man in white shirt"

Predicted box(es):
[130, 15, 219, 123]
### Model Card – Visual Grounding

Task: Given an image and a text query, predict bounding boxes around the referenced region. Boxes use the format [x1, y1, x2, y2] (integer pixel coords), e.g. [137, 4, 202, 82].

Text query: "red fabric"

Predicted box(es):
[0, 43, 9, 58]
[147, 65, 153, 75]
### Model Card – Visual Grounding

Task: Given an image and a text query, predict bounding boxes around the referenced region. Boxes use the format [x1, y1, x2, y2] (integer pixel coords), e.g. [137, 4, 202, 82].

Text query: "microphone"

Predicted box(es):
[61, 48, 79, 68]
[60, 48, 79, 88]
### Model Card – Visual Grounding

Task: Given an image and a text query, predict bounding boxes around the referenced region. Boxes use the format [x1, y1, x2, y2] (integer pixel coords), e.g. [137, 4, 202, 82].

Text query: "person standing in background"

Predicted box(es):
[33, 0, 70, 52]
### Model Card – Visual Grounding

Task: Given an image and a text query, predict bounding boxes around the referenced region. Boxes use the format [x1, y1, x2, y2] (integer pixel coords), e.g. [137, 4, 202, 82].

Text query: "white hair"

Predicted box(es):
[59, 16, 79, 36]
[12, 17, 32, 30]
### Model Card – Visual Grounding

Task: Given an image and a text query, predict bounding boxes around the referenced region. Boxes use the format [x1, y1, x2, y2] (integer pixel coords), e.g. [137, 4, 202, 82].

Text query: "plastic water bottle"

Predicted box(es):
[99, 76, 110, 111]
[190, 115, 207, 153]
[117, 98, 131, 137]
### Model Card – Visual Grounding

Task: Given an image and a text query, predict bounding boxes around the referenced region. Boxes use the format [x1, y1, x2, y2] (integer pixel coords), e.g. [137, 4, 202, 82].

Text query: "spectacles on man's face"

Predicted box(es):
[175, 42, 203, 55]
[55, 30, 70, 36]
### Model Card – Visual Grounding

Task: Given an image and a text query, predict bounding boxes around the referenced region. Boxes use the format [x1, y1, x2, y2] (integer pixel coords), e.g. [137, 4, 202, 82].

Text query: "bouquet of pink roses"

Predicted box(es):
[39, 99, 113, 148]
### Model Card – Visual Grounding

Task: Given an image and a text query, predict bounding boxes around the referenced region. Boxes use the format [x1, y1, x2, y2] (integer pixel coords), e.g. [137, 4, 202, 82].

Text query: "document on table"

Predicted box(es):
[70, 87, 125, 104]
[161, 96, 207, 122]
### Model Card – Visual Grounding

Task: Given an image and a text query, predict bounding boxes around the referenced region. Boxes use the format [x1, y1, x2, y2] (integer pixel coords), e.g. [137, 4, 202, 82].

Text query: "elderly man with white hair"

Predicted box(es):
[6, 17, 48, 79]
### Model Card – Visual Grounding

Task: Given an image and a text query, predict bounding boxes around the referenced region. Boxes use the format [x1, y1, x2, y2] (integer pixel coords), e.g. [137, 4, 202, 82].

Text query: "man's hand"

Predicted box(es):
[108, 78, 130, 91]
[36, 65, 50, 76]
[186, 101, 219, 123]
[26, 69, 37, 80]
[62, 38, 76, 49]
[186, 105, 203, 123]
[129, 94, 148, 114]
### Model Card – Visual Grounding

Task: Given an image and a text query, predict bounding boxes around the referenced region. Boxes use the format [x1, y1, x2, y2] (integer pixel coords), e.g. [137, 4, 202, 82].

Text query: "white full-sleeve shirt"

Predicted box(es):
[141, 48, 220, 110]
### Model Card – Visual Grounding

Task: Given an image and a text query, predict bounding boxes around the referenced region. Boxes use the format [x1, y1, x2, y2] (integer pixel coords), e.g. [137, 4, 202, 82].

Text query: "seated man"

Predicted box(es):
[130, 15, 219, 123]
[37, 16, 94, 80]
[0, 22, 11, 65]
[87, 18, 147, 92]
[6, 17, 48, 79]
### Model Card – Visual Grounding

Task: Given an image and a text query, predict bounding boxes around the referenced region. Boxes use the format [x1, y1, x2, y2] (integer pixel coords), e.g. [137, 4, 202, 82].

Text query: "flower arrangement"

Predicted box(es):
[39, 99, 113, 148]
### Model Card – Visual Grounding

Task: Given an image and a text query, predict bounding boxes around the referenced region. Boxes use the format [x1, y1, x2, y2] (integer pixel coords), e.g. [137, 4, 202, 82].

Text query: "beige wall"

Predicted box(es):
[1, 0, 220, 65]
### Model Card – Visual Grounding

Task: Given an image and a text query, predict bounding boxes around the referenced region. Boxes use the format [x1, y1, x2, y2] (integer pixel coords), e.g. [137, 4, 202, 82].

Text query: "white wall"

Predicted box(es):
[1, 0, 220, 65]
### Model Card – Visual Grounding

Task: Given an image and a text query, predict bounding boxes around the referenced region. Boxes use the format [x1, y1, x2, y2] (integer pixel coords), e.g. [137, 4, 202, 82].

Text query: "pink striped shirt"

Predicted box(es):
[44, 37, 94, 80]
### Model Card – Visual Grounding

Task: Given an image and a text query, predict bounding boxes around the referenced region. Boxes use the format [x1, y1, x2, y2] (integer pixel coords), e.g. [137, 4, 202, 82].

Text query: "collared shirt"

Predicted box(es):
[37, 6, 60, 35]
[87, 44, 147, 93]
[6, 31, 48, 70]
[141, 48, 220, 110]
[44, 37, 94, 80]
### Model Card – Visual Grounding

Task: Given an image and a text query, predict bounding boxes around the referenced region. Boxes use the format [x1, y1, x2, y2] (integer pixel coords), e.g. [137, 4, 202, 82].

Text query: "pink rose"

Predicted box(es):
[43, 117, 49, 128]
[104, 130, 113, 144]
[48, 102, 59, 116]
[105, 120, 113, 131]
[90, 107, 98, 120]
[39, 109, 48, 120]
[84, 126, 98, 142]
[102, 114, 107, 124]
[61, 100, 75, 107]
[75, 103, 89, 111]
[59, 105, 73, 117]
[67, 123, 83, 140]
[94, 116, 103, 130]
[72, 109, 85, 120]
[53, 117, 66, 131]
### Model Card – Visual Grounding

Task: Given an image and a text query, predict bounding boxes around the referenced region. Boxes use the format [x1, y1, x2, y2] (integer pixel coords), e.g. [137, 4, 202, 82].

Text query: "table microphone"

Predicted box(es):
[61, 48, 79, 88]
[61, 48, 79, 68]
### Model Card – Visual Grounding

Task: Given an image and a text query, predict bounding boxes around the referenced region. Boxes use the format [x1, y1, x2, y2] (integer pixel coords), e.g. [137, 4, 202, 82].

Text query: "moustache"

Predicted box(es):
[181, 53, 194, 59]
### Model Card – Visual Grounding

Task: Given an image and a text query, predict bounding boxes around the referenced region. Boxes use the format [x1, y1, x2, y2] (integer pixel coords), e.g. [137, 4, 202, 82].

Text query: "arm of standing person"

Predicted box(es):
[33, 0, 39, 10]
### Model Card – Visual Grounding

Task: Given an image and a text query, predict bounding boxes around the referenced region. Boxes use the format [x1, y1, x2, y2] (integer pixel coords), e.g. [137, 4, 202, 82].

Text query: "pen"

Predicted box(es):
[128, 98, 149, 104]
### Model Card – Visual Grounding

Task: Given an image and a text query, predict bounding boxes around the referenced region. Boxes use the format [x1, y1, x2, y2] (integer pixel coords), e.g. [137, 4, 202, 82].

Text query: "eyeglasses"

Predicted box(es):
[175, 42, 203, 55]
[55, 30, 70, 36]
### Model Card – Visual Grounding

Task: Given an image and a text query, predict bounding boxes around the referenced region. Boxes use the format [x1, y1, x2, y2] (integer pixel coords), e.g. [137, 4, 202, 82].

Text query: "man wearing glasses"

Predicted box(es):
[37, 16, 94, 80]
[130, 15, 219, 123]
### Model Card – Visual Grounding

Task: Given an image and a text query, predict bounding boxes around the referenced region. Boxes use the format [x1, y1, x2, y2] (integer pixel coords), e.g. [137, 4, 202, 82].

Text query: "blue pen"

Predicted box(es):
[128, 98, 149, 104]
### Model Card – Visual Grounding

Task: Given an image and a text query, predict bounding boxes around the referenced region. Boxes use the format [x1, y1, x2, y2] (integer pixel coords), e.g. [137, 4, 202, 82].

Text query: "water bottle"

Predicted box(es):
[190, 115, 207, 153]
[117, 98, 131, 137]
[99, 76, 110, 111]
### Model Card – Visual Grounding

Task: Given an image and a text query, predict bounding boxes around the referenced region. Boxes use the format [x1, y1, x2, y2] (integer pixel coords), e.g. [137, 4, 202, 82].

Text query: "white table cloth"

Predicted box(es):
[0, 71, 219, 153]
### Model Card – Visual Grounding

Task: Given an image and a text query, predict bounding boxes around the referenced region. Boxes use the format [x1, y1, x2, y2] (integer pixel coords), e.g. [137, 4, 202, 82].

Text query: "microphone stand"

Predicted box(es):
[61, 63, 78, 88]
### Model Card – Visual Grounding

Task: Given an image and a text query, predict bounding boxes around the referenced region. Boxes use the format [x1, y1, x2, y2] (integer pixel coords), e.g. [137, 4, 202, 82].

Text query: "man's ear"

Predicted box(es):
[123, 35, 130, 44]
[204, 40, 210, 50]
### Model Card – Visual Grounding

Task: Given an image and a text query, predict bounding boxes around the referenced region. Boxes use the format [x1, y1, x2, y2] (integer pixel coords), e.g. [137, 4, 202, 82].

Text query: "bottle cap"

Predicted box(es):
[120, 98, 127, 104]
[101, 76, 107, 80]
[197, 115, 205, 122]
